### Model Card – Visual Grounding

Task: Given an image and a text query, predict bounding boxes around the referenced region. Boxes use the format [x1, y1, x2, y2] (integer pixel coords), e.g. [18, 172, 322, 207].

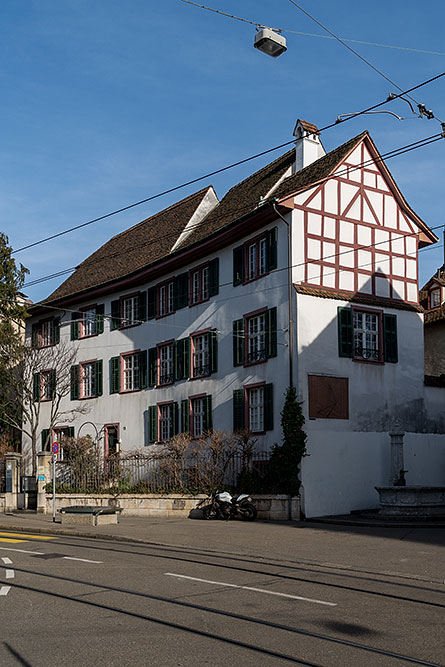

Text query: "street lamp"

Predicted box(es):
[254, 28, 287, 58]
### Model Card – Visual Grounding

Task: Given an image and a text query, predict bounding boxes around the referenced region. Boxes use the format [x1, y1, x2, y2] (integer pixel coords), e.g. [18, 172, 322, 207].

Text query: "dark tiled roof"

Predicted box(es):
[43, 187, 212, 303]
[298, 119, 320, 135]
[294, 284, 424, 312]
[424, 305, 445, 324]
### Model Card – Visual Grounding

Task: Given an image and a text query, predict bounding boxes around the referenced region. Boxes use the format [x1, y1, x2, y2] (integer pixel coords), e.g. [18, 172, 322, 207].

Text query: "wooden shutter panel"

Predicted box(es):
[233, 319, 244, 367]
[175, 338, 190, 381]
[96, 304, 105, 334]
[383, 314, 398, 363]
[111, 300, 121, 330]
[70, 365, 79, 400]
[110, 357, 120, 394]
[204, 395, 213, 431]
[70, 313, 80, 340]
[148, 405, 157, 443]
[174, 272, 189, 310]
[233, 246, 244, 286]
[67, 427, 75, 438]
[41, 429, 50, 451]
[33, 373, 40, 402]
[209, 258, 219, 296]
[266, 307, 277, 358]
[181, 399, 189, 434]
[95, 360, 103, 396]
[31, 322, 39, 348]
[139, 350, 148, 389]
[209, 331, 218, 374]
[49, 369, 57, 400]
[266, 227, 278, 272]
[53, 317, 60, 344]
[338, 307, 353, 358]
[172, 402, 179, 436]
[138, 292, 147, 322]
[263, 383, 274, 431]
[147, 287, 157, 319]
[148, 347, 157, 387]
[233, 389, 245, 431]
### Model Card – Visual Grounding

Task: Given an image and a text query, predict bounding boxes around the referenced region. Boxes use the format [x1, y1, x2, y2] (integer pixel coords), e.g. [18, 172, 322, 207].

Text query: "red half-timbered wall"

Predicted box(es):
[292, 139, 419, 303]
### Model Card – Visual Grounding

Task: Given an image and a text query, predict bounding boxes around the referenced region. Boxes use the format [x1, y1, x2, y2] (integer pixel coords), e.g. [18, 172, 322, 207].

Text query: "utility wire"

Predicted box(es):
[287, 0, 444, 124]
[179, 0, 445, 57]
[13, 72, 445, 259]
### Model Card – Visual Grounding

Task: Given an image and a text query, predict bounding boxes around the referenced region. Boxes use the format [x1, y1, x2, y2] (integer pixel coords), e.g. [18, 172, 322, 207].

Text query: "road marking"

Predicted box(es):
[0, 532, 56, 540]
[165, 573, 337, 606]
[0, 547, 44, 555]
[0, 586, 11, 596]
[63, 557, 103, 564]
[5, 570, 14, 579]
[0, 546, 101, 564]
[0, 538, 29, 544]
[1, 558, 12, 565]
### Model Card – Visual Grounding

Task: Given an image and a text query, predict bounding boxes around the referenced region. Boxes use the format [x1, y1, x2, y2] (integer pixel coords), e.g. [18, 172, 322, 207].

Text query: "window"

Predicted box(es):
[233, 384, 273, 433]
[110, 293, 146, 330]
[32, 318, 60, 348]
[80, 362, 96, 398]
[105, 424, 119, 457]
[192, 334, 210, 377]
[158, 281, 175, 317]
[233, 228, 277, 286]
[33, 370, 55, 402]
[71, 361, 103, 399]
[123, 296, 139, 327]
[180, 396, 212, 436]
[430, 288, 441, 308]
[192, 397, 205, 437]
[158, 343, 174, 385]
[159, 404, 173, 442]
[41, 426, 74, 455]
[233, 308, 277, 367]
[123, 352, 140, 391]
[71, 305, 104, 340]
[147, 403, 179, 443]
[189, 258, 219, 306]
[337, 307, 398, 363]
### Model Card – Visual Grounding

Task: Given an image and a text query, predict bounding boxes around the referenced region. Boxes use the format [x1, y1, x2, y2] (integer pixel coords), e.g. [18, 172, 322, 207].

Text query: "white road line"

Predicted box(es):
[1, 558, 12, 565]
[165, 573, 337, 607]
[0, 547, 44, 555]
[5, 570, 14, 579]
[63, 557, 103, 564]
[0, 586, 11, 596]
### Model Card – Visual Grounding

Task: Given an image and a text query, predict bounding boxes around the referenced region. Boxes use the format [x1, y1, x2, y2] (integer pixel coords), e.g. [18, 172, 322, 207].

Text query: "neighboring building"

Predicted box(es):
[420, 267, 445, 378]
[25, 121, 445, 517]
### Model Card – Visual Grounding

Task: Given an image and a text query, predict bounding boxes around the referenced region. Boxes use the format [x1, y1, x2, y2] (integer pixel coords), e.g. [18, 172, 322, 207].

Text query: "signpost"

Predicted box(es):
[51, 443, 59, 522]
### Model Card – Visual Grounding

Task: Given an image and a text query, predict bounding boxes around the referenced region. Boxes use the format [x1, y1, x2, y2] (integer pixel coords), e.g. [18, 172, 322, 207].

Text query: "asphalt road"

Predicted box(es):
[0, 529, 443, 667]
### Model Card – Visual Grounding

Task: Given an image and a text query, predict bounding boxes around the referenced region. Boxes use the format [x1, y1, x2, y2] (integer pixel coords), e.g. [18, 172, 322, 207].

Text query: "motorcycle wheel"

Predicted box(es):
[203, 505, 218, 520]
[239, 503, 257, 521]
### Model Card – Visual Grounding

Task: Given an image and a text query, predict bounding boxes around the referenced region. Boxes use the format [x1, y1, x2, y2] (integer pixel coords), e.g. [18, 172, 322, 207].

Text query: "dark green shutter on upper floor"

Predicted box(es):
[338, 307, 353, 358]
[233, 389, 245, 431]
[148, 347, 157, 387]
[266, 307, 277, 358]
[138, 292, 147, 322]
[208, 258, 219, 297]
[263, 383, 274, 431]
[266, 227, 278, 272]
[148, 405, 157, 443]
[174, 338, 190, 381]
[181, 399, 189, 434]
[31, 323, 39, 348]
[233, 245, 244, 286]
[204, 395, 213, 431]
[96, 304, 105, 334]
[139, 350, 148, 389]
[95, 360, 103, 396]
[233, 319, 244, 366]
[41, 429, 50, 452]
[53, 318, 60, 344]
[71, 312, 80, 340]
[49, 369, 57, 400]
[172, 402, 179, 436]
[174, 273, 189, 310]
[110, 357, 120, 394]
[111, 300, 121, 330]
[383, 314, 398, 363]
[209, 331, 218, 374]
[33, 373, 40, 402]
[70, 365, 79, 400]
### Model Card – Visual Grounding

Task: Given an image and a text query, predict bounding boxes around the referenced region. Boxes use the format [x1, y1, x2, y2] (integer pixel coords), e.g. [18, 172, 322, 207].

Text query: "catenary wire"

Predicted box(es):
[179, 0, 445, 56]
[22, 132, 444, 290]
[12, 73, 445, 257]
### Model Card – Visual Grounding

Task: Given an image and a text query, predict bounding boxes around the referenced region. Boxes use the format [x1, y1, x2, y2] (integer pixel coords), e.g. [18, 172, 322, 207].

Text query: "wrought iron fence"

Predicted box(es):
[52, 450, 271, 495]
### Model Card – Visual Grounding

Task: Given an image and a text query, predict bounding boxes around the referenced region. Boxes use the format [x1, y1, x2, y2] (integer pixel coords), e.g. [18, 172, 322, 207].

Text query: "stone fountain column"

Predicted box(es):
[389, 430, 405, 486]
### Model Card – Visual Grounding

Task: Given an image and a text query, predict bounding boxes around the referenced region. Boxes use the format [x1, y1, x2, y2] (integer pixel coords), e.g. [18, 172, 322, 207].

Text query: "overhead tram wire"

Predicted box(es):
[12, 72, 445, 258]
[22, 132, 444, 291]
[287, 0, 444, 125]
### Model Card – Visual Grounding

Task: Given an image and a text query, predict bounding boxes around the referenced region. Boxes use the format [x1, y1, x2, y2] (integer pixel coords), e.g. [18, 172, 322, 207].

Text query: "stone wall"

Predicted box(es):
[0, 495, 5, 512]
[41, 493, 300, 520]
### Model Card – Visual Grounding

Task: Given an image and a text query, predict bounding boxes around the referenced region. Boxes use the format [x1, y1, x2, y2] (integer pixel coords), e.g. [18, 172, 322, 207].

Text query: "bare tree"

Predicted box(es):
[0, 337, 89, 475]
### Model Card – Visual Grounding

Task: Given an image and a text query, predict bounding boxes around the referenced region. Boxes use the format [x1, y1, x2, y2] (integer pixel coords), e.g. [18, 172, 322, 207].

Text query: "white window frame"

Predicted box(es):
[159, 344, 174, 385]
[123, 353, 140, 391]
[122, 296, 139, 327]
[41, 371, 53, 401]
[82, 309, 97, 337]
[192, 334, 210, 377]
[248, 387, 264, 433]
[159, 404, 173, 442]
[192, 397, 205, 437]
[353, 311, 379, 361]
[40, 320, 54, 347]
[430, 288, 441, 308]
[80, 361, 96, 398]
[247, 313, 266, 364]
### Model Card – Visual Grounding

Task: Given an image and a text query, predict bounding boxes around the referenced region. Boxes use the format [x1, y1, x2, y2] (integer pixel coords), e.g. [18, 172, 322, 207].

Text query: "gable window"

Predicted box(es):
[233, 307, 277, 367]
[32, 318, 60, 348]
[158, 281, 175, 317]
[70, 360, 103, 400]
[158, 343, 174, 385]
[233, 383, 274, 433]
[233, 228, 277, 286]
[430, 288, 441, 308]
[71, 305, 104, 340]
[338, 307, 398, 363]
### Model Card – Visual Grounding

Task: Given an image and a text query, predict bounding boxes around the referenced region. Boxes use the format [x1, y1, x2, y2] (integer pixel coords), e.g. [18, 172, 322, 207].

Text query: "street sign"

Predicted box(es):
[51, 442, 59, 454]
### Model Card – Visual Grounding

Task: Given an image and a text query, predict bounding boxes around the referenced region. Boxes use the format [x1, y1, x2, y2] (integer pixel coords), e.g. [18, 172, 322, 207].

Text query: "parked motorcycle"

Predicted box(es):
[197, 491, 257, 521]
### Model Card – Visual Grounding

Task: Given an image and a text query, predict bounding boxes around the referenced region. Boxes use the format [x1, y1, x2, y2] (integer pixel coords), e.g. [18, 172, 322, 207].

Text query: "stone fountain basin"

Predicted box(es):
[375, 486, 445, 517]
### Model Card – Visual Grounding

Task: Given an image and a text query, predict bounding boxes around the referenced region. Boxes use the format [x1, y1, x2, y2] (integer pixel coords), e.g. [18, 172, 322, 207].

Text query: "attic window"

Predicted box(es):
[430, 288, 441, 308]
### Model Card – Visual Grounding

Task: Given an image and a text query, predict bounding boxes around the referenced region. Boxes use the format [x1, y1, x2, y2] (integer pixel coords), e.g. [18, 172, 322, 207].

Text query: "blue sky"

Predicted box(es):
[2, 0, 444, 302]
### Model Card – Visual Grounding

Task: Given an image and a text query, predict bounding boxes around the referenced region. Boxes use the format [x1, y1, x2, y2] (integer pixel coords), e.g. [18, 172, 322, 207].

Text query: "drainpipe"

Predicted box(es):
[272, 201, 293, 388]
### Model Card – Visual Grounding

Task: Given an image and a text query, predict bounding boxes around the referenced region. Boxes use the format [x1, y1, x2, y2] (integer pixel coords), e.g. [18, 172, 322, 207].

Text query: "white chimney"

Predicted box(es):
[293, 119, 325, 172]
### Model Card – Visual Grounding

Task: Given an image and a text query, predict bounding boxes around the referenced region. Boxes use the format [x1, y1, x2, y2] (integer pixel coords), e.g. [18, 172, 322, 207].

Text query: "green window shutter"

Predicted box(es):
[172, 402, 179, 436]
[110, 356, 121, 394]
[111, 300, 121, 330]
[96, 304, 105, 334]
[147, 287, 157, 320]
[338, 307, 353, 358]
[148, 347, 157, 387]
[209, 331, 218, 374]
[233, 389, 245, 431]
[31, 323, 39, 348]
[148, 405, 157, 443]
[266, 227, 278, 272]
[233, 246, 244, 286]
[383, 314, 398, 363]
[33, 373, 40, 402]
[175, 338, 190, 381]
[204, 395, 213, 431]
[263, 383, 274, 431]
[49, 369, 57, 400]
[181, 399, 189, 433]
[233, 319, 244, 367]
[70, 365, 79, 400]
[41, 429, 50, 451]
[67, 427, 75, 438]
[53, 318, 60, 344]
[70, 313, 80, 341]
[95, 360, 103, 396]
[208, 258, 219, 296]
[139, 350, 148, 389]
[266, 307, 277, 358]
[174, 272, 189, 310]
[138, 292, 147, 322]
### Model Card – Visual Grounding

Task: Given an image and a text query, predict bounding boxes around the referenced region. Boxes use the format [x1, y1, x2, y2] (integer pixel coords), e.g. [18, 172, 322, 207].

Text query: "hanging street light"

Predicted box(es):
[254, 27, 287, 58]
